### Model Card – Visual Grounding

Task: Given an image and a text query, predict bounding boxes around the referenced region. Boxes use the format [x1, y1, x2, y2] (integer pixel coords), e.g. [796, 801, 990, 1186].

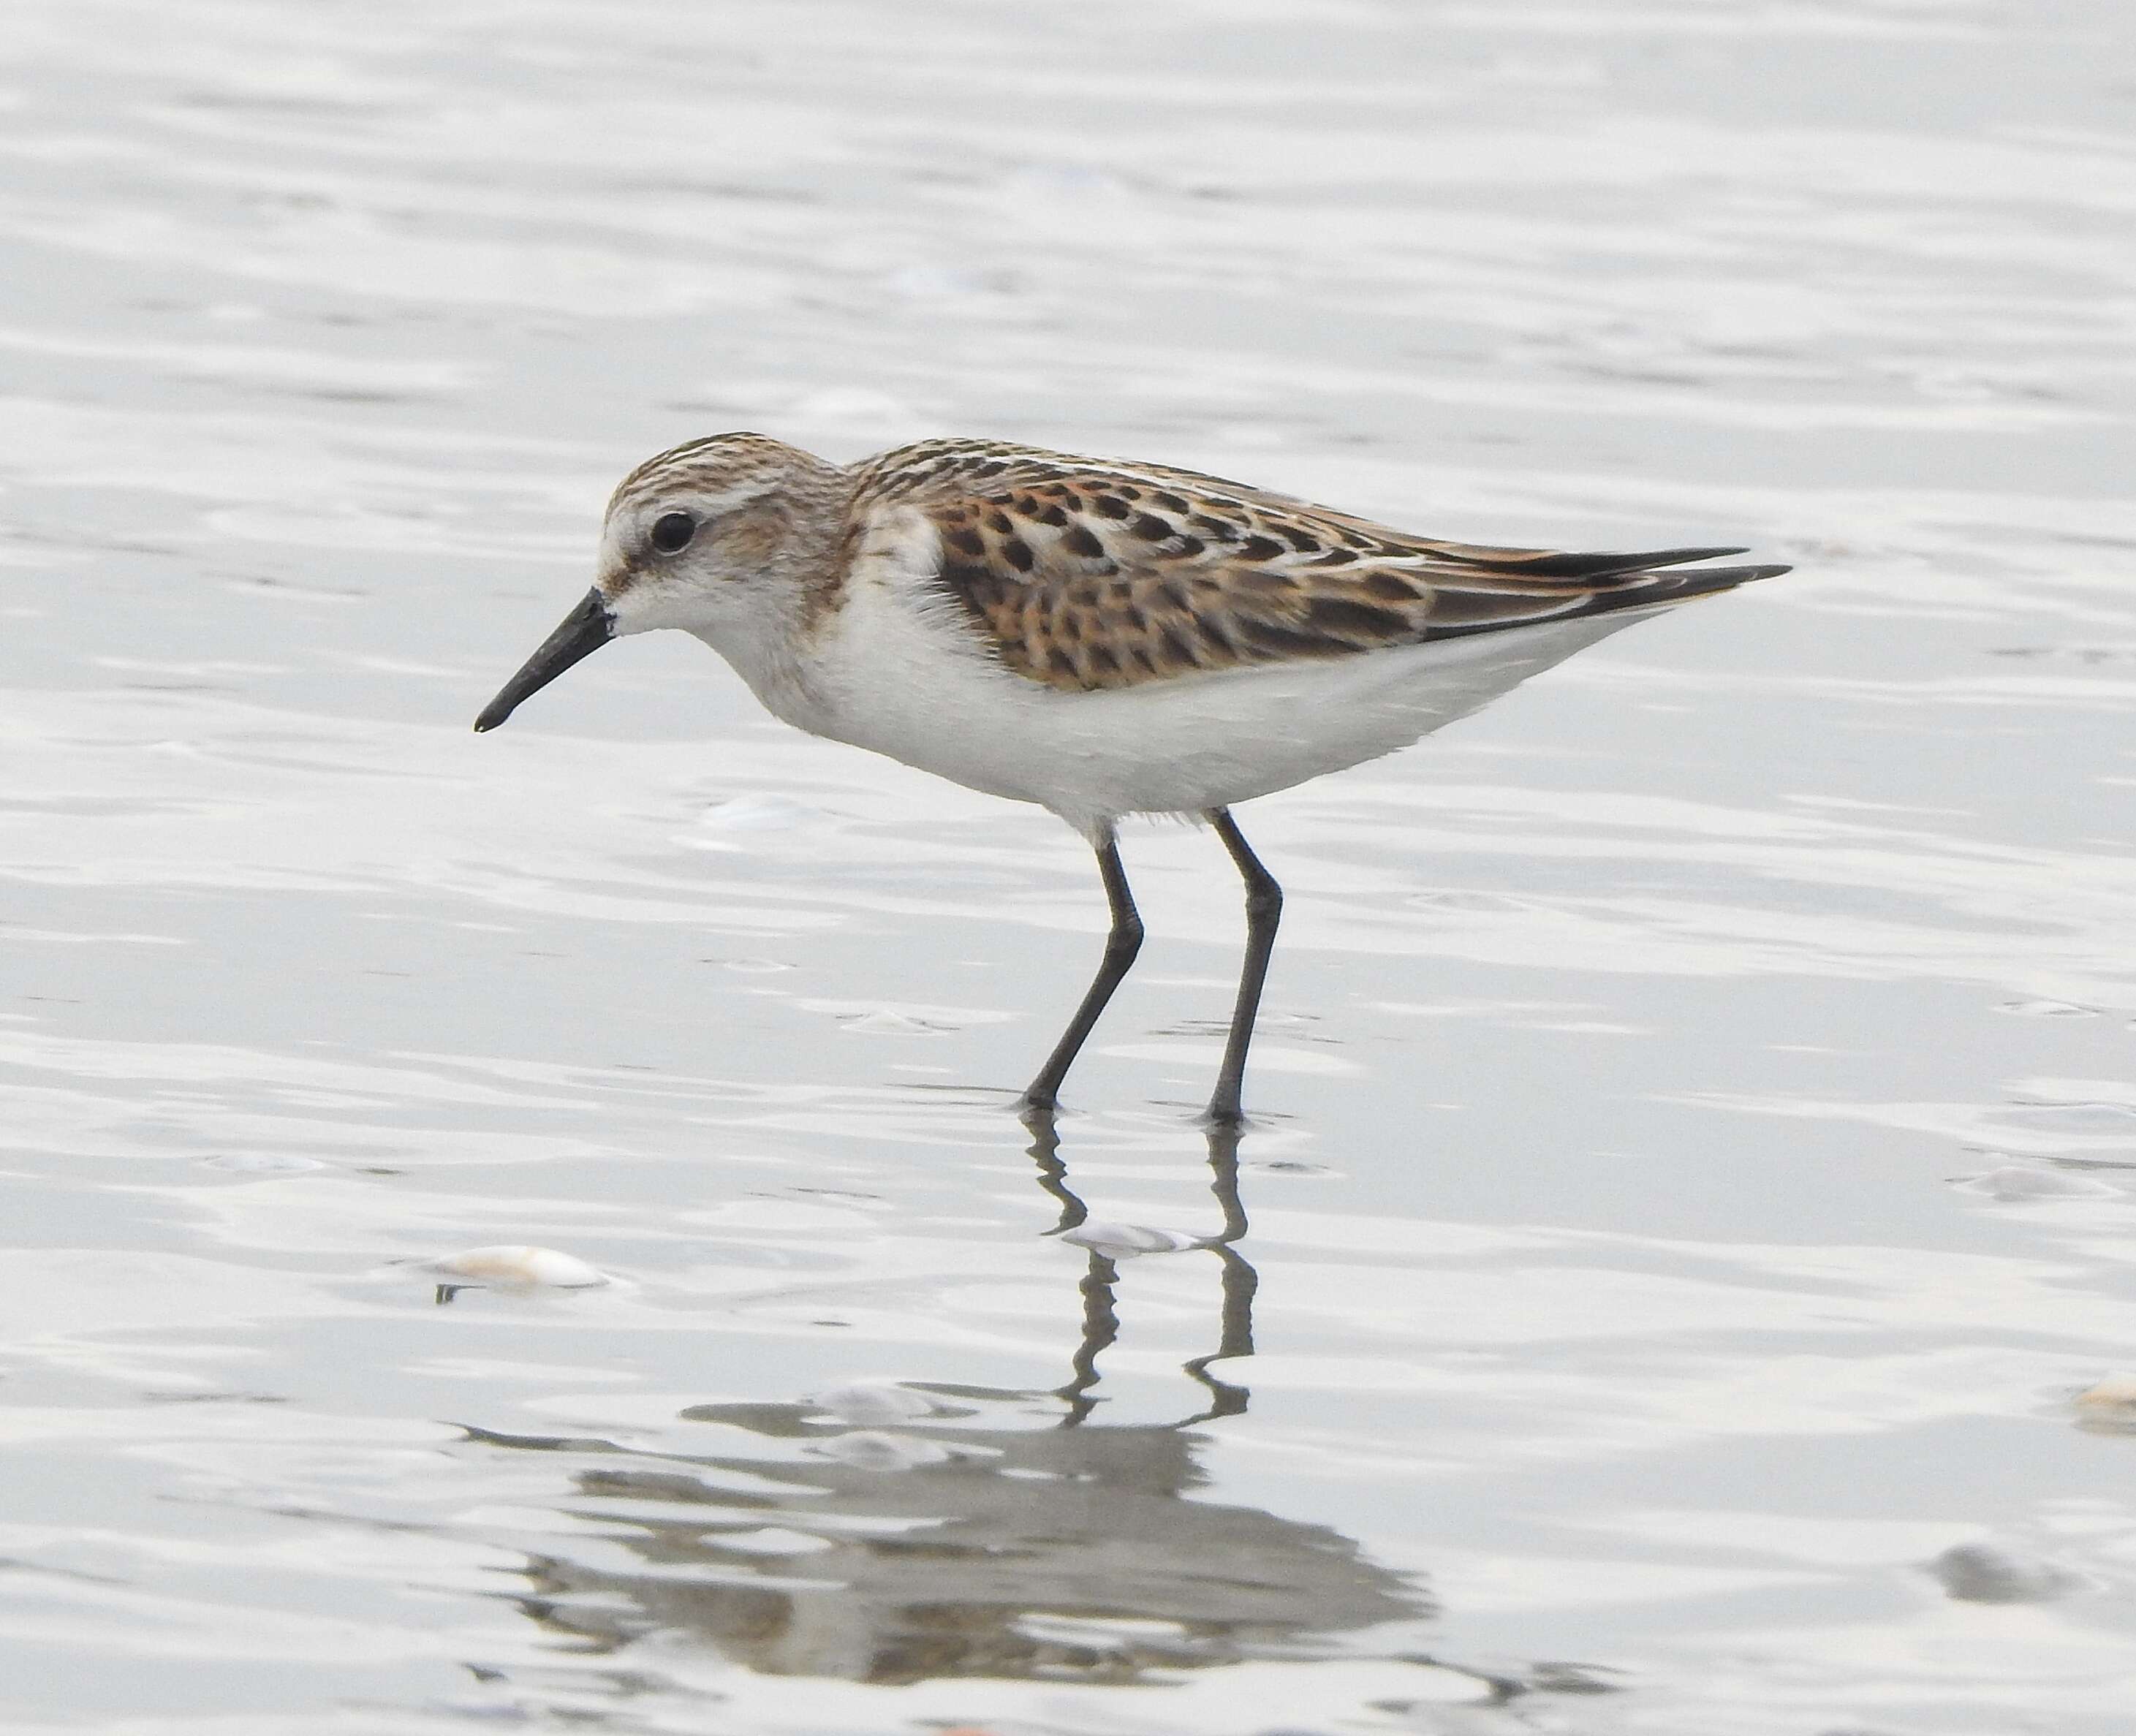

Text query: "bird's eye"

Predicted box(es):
[650, 512, 697, 555]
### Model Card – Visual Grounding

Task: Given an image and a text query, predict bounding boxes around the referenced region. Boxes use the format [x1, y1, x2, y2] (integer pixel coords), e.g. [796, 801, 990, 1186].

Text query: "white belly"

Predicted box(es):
[778, 568, 1661, 838]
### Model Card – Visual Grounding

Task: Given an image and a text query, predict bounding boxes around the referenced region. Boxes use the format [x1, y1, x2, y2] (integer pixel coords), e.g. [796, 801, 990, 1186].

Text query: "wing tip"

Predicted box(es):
[1493, 544, 1764, 581]
[1673, 561, 1791, 586]
[1603, 561, 1788, 614]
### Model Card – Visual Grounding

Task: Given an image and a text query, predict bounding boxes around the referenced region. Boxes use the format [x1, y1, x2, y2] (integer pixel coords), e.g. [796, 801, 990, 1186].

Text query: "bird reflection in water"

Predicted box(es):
[1025, 1105, 1258, 1430]
[462, 1112, 1437, 1690]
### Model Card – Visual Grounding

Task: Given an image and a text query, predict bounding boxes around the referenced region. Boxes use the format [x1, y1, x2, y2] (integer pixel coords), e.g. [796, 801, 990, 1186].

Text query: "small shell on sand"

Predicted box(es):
[418, 1245, 607, 1290]
[810, 1381, 939, 1425]
[2074, 1373, 2136, 1410]
[1058, 1221, 1209, 1259]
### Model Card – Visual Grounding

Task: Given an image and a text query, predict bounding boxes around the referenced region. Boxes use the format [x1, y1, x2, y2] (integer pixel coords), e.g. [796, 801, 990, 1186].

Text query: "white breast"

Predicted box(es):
[777, 507, 1663, 839]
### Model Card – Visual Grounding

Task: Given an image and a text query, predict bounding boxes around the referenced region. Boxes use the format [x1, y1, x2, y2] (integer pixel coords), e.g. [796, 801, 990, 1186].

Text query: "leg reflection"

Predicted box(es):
[456, 1115, 1445, 1694]
[1181, 1118, 1256, 1422]
[1023, 1107, 1260, 1429]
[1020, 1100, 1087, 1236]
[1058, 1248, 1121, 1428]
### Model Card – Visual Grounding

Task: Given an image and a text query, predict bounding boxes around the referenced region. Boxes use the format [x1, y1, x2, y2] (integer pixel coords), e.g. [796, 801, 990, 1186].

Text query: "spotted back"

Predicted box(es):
[847, 439, 1783, 692]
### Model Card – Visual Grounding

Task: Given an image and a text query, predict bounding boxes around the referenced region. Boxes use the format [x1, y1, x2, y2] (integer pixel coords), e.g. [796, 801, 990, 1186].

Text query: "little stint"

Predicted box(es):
[477, 434, 1787, 1123]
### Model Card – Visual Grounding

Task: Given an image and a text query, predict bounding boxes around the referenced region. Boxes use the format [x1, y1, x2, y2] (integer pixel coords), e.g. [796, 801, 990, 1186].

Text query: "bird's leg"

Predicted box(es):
[1203, 807, 1283, 1127]
[1018, 828, 1143, 1117]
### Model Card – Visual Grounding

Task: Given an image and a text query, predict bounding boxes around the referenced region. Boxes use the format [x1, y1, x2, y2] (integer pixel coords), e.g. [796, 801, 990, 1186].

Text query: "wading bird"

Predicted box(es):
[477, 435, 1785, 1123]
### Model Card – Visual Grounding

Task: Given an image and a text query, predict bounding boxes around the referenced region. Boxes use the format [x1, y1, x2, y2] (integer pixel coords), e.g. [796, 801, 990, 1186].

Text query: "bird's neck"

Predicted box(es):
[692, 464, 853, 731]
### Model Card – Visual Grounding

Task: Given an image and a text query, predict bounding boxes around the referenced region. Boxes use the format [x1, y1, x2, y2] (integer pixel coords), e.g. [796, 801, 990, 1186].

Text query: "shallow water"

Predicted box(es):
[5, 1, 2136, 1730]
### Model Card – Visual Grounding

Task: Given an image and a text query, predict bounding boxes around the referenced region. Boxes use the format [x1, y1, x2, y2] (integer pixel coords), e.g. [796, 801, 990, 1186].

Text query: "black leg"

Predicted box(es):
[1019, 829, 1143, 1117]
[1204, 807, 1282, 1126]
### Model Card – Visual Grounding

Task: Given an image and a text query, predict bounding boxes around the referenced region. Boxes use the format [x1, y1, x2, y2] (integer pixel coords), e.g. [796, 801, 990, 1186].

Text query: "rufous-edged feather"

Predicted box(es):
[847, 439, 1787, 692]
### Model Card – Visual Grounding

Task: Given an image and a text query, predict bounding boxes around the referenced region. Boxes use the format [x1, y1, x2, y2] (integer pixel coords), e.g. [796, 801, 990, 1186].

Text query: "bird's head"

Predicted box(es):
[474, 432, 842, 732]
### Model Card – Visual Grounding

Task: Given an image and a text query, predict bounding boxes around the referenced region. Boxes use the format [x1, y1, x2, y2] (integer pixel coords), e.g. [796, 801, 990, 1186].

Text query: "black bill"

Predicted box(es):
[473, 588, 613, 732]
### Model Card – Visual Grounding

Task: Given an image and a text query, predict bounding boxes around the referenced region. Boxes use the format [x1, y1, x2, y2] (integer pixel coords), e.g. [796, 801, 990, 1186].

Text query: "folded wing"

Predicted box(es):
[850, 439, 1788, 693]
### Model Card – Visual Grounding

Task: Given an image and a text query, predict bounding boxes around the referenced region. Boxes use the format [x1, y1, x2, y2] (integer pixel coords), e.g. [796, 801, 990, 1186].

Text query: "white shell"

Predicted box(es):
[1058, 1221, 1210, 1259]
[418, 1245, 607, 1290]
[810, 1381, 938, 1425]
[2073, 1373, 2136, 1409]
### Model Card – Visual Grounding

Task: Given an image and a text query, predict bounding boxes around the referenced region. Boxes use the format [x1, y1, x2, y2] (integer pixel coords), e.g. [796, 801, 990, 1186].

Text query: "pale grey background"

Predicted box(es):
[3, 1, 2135, 1731]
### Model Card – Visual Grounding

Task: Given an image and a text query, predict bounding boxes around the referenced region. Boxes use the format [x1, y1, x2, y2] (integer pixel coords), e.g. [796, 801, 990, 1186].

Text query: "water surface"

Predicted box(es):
[4, 1, 2136, 1731]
